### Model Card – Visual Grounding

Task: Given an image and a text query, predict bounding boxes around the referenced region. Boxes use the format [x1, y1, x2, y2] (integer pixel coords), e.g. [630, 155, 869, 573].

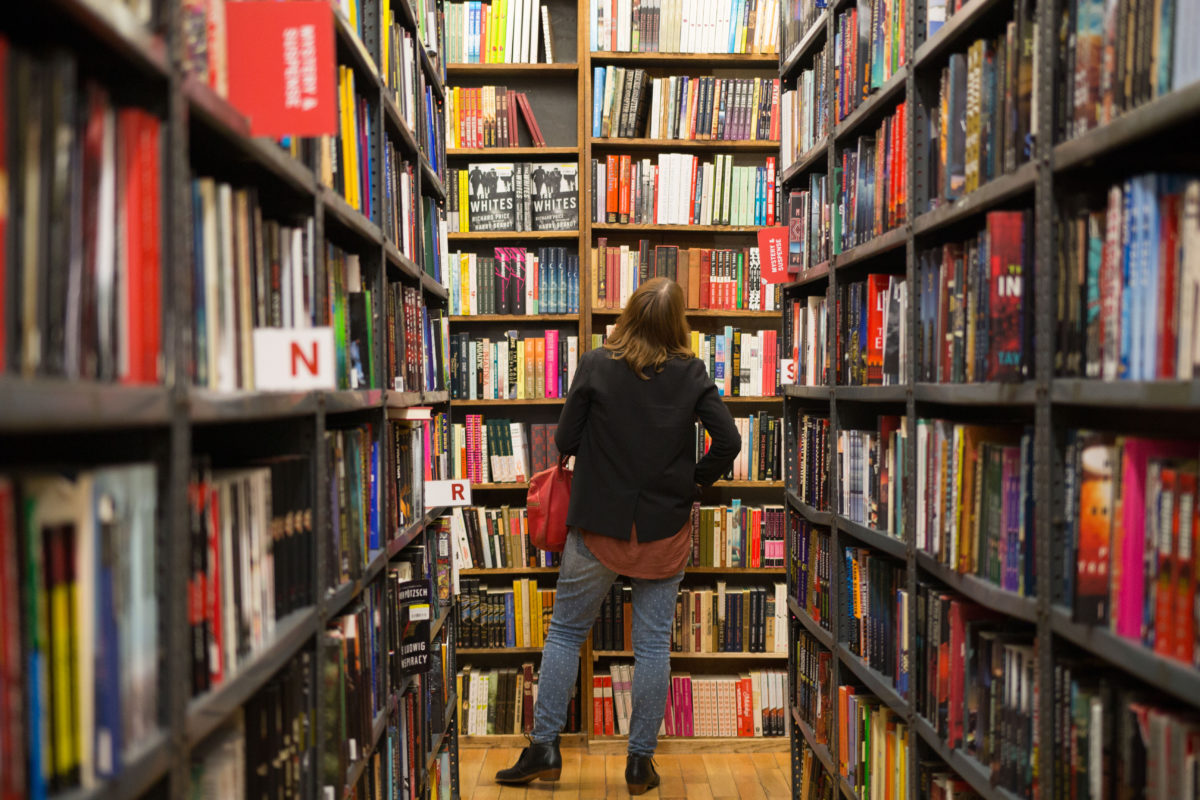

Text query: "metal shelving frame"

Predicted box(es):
[0, 0, 458, 797]
[777, 0, 1200, 793]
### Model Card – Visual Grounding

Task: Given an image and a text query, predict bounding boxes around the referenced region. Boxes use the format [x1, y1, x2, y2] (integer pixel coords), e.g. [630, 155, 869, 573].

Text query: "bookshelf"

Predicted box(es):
[442, 0, 791, 752]
[0, 1, 458, 798]
[779, 0, 1200, 792]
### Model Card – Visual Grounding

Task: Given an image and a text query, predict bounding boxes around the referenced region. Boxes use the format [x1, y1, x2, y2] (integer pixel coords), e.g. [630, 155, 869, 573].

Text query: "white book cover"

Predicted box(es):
[510, 422, 529, 481]
[619, 0, 632, 50]
[505, 0, 518, 63]
[655, 154, 669, 224]
[567, 336, 578, 386]
[1183, 182, 1200, 376]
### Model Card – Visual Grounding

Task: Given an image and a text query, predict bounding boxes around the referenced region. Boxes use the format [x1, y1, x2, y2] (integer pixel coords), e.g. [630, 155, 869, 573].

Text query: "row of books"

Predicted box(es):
[394, 280, 451, 394]
[188, 654, 313, 799]
[456, 665, 583, 735]
[327, 244, 379, 390]
[782, 0, 822, 55]
[787, 176, 833, 272]
[447, 163, 580, 232]
[838, 416, 907, 537]
[317, 66, 377, 220]
[592, 69, 781, 142]
[781, 294, 829, 387]
[915, 419, 1036, 597]
[687, 503, 787, 568]
[789, 513, 834, 632]
[1055, 175, 1200, 381]
[593, 153, 777, 226]
[598, 581, 788, 653]
[837, 101, 907, 250]
[834, 0, 907, 122]
[796, 747, 839, 800]
[837, 274, 908, 387]
[385, 415, 439, 542]
[837, 688, 910, 800]
[781, 43, 830, 168]
[594, 668, 789, 737]
[696, 413, 783, 482]
[591, 241, 780, 311]
[842, 546, 905, 683]
[792, 627, 831, 735]
[445, 86, 545, 149]
[384, 10, 419, 132]
[448, 331, 580, 399]
[384, 137, 419, 263]
[590, 0, 781, 54]
[911, 590, 1036, 798]
[1, 44, 163, 382]
[422, 87, 445, 181]
[457, 577, 555, 648]
[449, 416, 561, 484]
[0, 469, 158, 798]
[1051, 663, 1200, 797]
[915, 210, 1032, 384]
[188, 457, 314, 694]
[444, 0, 556, 64]
[190, 180, 316, 390]
[448, 247, 580, 316]
[414, 0, 448, 56]
[669, 670, 789, 737]
[1063, 432, 1200, 668]
[1056, 0, 1200, 143]
[447, 503, 565, 571]
[685, 328, 781, 399]
[926, 16, 1035, 210]
[792, 412, 830, 509]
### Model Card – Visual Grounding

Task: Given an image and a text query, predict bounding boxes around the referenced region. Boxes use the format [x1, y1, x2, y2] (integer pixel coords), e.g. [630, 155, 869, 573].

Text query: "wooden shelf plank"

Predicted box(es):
[590, 138, 779, 151]
[592, 651, 788, 659]
[448, 314, 580, 322]
[592, 223, 761, 233]
[447, 63, 580, 76]
[448, 230, 579, 240]
[590, 52, 778, 65]
[452, 397, 566, 405]
[447, 146, 580, 157]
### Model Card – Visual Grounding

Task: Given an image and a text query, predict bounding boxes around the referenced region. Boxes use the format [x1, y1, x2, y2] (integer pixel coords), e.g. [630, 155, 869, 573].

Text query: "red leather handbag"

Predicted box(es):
[526, 455, 573, 552]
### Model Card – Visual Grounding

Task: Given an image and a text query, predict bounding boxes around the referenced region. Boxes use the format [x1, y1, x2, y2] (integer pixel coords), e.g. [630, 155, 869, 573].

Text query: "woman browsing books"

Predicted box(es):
[495, 278, 741, 795]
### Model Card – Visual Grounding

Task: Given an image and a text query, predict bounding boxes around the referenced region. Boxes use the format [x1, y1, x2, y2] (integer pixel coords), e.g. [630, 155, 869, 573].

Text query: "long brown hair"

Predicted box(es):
[602, 277, 694, 378]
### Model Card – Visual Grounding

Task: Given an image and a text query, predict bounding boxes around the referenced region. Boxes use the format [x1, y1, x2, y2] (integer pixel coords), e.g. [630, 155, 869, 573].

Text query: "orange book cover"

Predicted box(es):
[618, 154, 632, 223]
[605, 154, 619, 223]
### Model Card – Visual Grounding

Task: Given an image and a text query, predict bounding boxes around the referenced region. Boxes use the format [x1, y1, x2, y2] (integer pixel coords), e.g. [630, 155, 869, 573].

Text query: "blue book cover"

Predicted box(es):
[505, 593, 515, 647]
[592, 68, 605, 137]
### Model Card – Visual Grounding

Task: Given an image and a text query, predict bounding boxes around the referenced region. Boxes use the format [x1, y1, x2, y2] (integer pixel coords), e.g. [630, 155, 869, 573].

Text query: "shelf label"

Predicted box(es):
[226, 1, 337, 137]
[425, 479, 473, 507]
[253, 327, 336, 390]
[757, 226, 790, 283]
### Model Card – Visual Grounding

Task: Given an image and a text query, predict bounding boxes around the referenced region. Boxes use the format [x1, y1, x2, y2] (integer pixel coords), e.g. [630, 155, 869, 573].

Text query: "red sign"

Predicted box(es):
[756, 226, 790, 284]
[226, 1, 337, 138]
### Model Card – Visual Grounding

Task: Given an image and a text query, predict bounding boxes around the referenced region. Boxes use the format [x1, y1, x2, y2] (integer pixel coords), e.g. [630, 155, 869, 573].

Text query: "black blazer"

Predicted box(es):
[554, 349, 741, 543]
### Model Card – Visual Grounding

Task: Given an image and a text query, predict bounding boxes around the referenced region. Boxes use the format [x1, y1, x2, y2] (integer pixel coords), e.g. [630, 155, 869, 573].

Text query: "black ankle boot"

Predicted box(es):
[625, 754, 660, 795]
[495, 737, 562, 785]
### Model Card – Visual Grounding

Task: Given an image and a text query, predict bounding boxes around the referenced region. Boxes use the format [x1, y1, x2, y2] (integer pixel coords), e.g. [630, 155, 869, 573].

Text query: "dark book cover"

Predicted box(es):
[531, 163, 578, 231]
[985, 210, 1026, 381]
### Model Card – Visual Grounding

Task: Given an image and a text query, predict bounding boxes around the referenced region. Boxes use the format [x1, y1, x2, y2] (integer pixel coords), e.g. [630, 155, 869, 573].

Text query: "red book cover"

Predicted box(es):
[866, 274, 889, 385]
[682, 675, 695, 737]
[652, 164, 659, 224]
[1176, 470, 1198, 663]
[605, 155, 619, 223]
[699, 250, 712, 308]
[737, 675, 752, 736]
[1154, 467, 1179, 657]
[688, 157, 699, 225]
[986, 210, 1026, 381]
[947, 599, 1001, 748]
[937, 247, 953, 381]
[1158, 192, 1181, 378]
[765, 156, 776, 225]
[119, 110, 146, 383]
[592, 676, 603, 735]
[139, 112, 162, 384]
[603, 676, 615, 735]
[522, 662, 535, 733]
[618, 154, 632, 223]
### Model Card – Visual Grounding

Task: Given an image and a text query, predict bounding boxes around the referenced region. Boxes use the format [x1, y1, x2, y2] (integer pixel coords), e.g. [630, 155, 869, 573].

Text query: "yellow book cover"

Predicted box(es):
[456, 669, 464, 730]
[512, 578, 525, 647]
[528, 579, 541, 647]
[459, 169, 470, 230]
[533, 338, 545, 398]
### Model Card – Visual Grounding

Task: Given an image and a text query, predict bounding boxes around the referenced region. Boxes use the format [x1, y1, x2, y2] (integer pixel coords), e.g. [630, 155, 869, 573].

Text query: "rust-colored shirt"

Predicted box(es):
[581, 518, 692, 579]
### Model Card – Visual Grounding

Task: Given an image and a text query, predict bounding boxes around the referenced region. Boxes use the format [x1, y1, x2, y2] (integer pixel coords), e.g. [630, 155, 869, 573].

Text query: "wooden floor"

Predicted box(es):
[458, 746, 793, 799]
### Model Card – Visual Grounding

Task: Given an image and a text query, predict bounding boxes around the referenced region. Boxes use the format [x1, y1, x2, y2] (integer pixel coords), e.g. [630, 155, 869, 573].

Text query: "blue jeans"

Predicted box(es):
[531, 529, 684, 757]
